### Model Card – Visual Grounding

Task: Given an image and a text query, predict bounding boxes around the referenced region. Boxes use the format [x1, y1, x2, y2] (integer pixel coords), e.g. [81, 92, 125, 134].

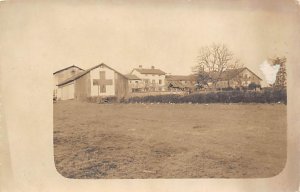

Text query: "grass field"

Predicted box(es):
[53, 101, 286, 179]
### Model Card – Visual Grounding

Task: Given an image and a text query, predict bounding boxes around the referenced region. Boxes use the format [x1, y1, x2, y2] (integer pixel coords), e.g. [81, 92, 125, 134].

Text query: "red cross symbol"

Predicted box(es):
[93, 71, 113, 94]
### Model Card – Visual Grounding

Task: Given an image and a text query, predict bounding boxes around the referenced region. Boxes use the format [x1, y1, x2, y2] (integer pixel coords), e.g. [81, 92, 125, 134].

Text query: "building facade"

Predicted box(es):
[205, 67, 262, 89]
[130, 65, 166, 91]
[165, 75, 198, 91]
[53, 65, 84, 98]
[57, 63, 129, 101]
[54, 65, 262, 101]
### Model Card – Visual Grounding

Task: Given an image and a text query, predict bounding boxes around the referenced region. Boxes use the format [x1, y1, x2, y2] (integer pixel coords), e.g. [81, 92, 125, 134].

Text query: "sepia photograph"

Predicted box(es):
[1, 0, 300, 192]
[52, 0, 289, 179]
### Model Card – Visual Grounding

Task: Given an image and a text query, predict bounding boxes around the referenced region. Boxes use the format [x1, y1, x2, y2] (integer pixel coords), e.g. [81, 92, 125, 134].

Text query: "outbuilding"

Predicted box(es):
[53, 65, 84, 99]
[57, 63, 129, 101]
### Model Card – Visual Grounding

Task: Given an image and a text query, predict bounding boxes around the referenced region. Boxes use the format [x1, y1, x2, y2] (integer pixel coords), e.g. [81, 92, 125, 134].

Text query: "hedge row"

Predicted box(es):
[87, 96, 118, 103]
[126, 89, 287, 104]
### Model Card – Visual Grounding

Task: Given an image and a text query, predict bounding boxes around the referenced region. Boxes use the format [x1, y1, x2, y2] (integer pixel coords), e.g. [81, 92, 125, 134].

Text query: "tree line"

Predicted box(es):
[194, 43, 287, 89]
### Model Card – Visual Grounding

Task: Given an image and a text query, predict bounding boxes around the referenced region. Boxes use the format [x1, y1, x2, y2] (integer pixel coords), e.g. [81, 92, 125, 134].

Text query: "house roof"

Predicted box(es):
[207, 67, 262, 81]
[57, 63, 128, 86]
[166, 75, 198, 81]
[132, 68, 166, 75]
[53, 65, 84, 75]
[124, 74, 141, 80]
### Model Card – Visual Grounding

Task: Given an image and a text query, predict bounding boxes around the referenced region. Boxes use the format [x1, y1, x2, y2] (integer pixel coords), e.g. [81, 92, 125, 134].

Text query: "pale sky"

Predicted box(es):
[1, 0, 300, 86]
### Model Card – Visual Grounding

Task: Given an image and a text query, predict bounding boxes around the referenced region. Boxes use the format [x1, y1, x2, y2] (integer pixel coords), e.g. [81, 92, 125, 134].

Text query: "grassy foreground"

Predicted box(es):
[54, 101, 286, 178]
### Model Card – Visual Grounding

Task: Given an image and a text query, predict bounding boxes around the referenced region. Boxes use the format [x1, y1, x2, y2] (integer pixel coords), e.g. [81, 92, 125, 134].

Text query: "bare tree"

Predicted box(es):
[194, 43, 243, 87]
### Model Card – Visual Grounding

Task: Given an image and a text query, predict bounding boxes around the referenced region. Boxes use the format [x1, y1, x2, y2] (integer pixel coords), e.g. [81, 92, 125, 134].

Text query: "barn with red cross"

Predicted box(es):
[57, 63, 129, 101]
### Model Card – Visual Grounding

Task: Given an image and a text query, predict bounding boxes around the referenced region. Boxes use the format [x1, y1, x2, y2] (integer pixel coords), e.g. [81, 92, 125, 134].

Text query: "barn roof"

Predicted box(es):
[57, 63, 129, 86]
[124, 74, 141, 80]
[53, 65, 84, 75]
[132, 68, 166, 75]
[207, 67, 262, 81]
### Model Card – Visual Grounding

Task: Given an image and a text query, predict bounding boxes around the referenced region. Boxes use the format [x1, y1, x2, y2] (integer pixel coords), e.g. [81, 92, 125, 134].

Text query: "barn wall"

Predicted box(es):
[229, 80, 239, 88]
[58, 82, 75, 100]
[74, 73, 91, 101]
[241, 69, 261, 85]
[216, 81, 229, 88]
[90, 66, 115, 96]
[231, 69, 261, 87]
[115, 73, 129, 99]
[216, 69, 261, 88]
[53, 67, 83, 98]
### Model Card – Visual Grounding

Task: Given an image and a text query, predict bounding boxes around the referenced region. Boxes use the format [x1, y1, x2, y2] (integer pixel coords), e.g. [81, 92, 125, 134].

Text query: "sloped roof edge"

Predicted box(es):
[207, 67, 262, 81]
[53, 65, 84, 75]
[132, 68, 166, 75]
[57, 63, 129, 86]
[125, 74, 141, 80]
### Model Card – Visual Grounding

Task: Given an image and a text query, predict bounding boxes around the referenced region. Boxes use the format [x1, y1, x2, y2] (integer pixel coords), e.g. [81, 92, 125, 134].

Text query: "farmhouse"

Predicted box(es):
[53, 65, 84, 98]
[207, 67, 262, 89]
[165, 67, 262, 91]
[130, 65, 166, 91]
[165, 75, 198, 91]
[57, 63, 129, 101]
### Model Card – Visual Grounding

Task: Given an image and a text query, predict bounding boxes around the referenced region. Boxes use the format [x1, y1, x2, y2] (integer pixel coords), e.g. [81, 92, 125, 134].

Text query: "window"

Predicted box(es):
[152, 79, 155, 84]
[135, 81, 138, 84]
[159, 80, 162, 84]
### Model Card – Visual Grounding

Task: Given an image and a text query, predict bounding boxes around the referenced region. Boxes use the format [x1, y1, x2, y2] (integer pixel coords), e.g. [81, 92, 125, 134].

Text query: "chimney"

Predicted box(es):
[139, 65, 142, 68]
[151, 66, 155, 69]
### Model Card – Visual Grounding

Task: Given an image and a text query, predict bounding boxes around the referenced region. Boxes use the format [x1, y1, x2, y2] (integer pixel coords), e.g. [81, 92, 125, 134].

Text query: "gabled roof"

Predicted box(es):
[166, 75, 198, 81]
[243, 67, 262, 80]
[57, 63, 128, 86]
[125, 74, 141, 80]
[207, 67, 262, 81]
[132, 68, 166, 75]
[53, 65, 84, 75]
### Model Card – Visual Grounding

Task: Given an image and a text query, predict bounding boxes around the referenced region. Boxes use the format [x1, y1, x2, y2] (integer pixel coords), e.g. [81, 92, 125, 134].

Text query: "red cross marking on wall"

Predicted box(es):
[93, 71, 113, 94]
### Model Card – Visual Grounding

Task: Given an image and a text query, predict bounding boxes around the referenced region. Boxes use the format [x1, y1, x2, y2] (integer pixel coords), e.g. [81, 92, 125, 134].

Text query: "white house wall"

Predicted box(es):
[132, 70, 165, 85]
[90, 66, 115, 97]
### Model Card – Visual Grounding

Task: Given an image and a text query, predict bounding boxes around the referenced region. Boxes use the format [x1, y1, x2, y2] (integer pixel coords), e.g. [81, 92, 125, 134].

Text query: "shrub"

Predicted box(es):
[125, 89, 287, 104]
[87, 96, 118, 103]
[222, 87, 234, 91]
[248, 83, 260, 90]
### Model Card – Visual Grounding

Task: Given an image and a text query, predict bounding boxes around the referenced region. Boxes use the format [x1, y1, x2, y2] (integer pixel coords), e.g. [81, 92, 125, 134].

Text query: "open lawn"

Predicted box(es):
[54, 101, 286, 178]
